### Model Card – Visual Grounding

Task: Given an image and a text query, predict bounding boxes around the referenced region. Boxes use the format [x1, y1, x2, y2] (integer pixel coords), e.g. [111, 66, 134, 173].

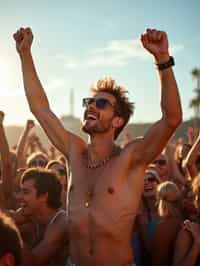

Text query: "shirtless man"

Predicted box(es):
[14, 168, 68, 266]
[13, 27, 182, 266]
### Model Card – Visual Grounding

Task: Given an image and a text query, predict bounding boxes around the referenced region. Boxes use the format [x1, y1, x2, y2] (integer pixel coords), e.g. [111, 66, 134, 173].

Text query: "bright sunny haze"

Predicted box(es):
[0, 0, 199, 126]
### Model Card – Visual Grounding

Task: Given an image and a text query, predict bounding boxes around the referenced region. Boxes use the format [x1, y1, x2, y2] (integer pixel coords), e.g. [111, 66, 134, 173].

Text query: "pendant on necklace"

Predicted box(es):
[84, 190, 94, 208]
[85, 202, 90, 208]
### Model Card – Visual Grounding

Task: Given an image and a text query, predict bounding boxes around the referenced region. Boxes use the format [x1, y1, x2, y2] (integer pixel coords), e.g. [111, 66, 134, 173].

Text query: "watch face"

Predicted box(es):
[157, 56, 175, 70]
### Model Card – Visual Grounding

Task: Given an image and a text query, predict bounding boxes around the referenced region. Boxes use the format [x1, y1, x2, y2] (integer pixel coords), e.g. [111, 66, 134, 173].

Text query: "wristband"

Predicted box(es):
[156, 56, 175, 70]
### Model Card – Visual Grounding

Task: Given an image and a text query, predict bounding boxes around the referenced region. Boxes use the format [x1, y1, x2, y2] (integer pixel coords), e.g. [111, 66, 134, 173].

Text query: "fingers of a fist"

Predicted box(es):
[27, 119, 35, 128]
[13, 27, 32, 41]
[27, 119, 34, 124]
[0, 111, 5, 119]
[141, 29, 166, 43]
[183, 220, 199, 233]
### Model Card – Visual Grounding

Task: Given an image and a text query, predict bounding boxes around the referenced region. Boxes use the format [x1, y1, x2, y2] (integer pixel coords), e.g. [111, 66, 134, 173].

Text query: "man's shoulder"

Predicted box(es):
[46, 210, 68, 237]
[120, 136, 146, 164]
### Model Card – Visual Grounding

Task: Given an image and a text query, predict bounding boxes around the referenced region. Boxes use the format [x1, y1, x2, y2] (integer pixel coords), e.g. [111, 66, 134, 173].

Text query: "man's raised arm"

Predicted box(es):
[129, 29, 182, 166]
[13, 27, 85, 158]
[0, 111, 15, 207]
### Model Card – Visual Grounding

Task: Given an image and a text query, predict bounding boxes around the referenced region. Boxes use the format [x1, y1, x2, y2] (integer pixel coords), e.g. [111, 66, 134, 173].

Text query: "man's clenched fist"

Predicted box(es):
[140, 28, 169, 62]
[0, 111, 4, 123]
[13, 27, 33, 54]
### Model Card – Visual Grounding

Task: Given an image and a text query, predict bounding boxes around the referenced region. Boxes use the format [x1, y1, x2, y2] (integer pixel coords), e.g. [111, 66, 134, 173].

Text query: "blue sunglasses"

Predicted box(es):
[82, 97, 115, 109]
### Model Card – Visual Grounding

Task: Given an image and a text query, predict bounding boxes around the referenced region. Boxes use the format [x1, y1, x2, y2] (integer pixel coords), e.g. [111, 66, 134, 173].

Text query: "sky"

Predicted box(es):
[0, 0, 199, 126]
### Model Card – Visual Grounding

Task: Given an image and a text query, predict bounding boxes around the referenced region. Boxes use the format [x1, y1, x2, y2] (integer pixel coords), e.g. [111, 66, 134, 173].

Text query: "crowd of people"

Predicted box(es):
[0, 27, 199, 266]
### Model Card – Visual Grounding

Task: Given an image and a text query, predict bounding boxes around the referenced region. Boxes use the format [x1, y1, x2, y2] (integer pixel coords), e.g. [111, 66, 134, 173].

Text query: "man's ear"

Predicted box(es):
[112, 116, 124, 128]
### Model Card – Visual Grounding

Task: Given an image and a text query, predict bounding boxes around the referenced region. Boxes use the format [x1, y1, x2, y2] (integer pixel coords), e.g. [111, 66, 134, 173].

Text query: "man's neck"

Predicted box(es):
[87, 135, 115, 162]
[36, 207, 60, 225]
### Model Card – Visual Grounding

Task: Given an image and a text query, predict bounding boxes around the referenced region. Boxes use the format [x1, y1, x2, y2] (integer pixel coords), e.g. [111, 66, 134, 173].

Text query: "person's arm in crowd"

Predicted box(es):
[0, 111, 15, 206]
[13, 27, 86, 161]
[49, 145, 56, 160]
[21, 216, 68, 266]
[137, 211, 151, 254]
[127, 29, 182, 168]
[165, 144, 186, 188]
[182, 133, 200, 179]
[27, 133, 38, 154]
[0, 111, 11, 166]
[173, 221, 200, 266]
[34, 136, 47, 154]
[187, 127, 195, 145]
[16, 119, 35, 168]
[151, 219, 181, 266]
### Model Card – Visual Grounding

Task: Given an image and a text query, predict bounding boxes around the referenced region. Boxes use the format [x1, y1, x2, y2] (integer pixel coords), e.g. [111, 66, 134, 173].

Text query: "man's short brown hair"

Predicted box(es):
[91, 77, 134, 139]
[21, 168, 62, 209]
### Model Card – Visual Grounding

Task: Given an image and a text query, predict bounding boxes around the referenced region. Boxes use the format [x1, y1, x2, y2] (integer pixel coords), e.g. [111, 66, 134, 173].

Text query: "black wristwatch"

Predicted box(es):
[156, 56, 175, 70]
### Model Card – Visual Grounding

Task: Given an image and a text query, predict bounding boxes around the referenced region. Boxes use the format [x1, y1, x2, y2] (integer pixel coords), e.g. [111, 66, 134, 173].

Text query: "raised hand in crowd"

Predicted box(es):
[49, 144, 56, 160]
[187, 127, 195, 145]
[16, 119, 35, 168]
[173, 220, 200, 266]
[0, 111, 17, 209]
[14, 27, 33, 54]
[13, 27, 84, 159]
[182, 131, 200, 180]
[165, 143, 186, 188]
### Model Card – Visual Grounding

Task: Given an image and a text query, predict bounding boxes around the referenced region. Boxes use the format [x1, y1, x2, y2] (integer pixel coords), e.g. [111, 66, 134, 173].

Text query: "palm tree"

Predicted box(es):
[191, 68, 200, 90]
[189, 68, 200, 134]
[189, 98, 200, 118]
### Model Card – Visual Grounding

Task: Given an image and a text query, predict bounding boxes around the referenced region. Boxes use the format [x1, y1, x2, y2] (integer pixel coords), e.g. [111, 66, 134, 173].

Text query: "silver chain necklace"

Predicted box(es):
[86, 155, 112, 169]
[86, 146, 120, 169]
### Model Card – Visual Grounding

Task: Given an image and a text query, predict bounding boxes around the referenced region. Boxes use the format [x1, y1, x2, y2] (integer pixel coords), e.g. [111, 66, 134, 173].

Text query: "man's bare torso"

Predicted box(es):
[67, 146, 145, 266]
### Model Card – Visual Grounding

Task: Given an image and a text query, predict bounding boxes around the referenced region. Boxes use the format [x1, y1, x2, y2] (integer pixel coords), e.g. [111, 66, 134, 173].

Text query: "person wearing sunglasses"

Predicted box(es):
[14, 27, 182, 266]
[151, 181, 183, 266]
[26, 151, 48, 168]
[46, 160, 68, 209]
[137, 168, 161, 264]
[153, 153, 170, 183]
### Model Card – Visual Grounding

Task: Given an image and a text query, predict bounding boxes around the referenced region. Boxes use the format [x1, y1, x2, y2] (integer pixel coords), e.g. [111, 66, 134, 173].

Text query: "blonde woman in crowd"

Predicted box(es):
[150, 181, 183, 266]
[173, 174, 200, 266]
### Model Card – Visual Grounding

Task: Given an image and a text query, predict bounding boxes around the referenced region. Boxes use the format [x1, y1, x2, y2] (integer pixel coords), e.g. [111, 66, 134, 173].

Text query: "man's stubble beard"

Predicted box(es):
[81, 119, 113, 136]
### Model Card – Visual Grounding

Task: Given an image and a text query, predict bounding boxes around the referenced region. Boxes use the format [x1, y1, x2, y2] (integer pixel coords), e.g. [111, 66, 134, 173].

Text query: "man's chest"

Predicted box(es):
[69, 166, 138, 225]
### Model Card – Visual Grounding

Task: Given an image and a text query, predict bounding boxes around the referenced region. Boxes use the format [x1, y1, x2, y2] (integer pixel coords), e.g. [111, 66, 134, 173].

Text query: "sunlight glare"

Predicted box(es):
[0, 62, 10, 89]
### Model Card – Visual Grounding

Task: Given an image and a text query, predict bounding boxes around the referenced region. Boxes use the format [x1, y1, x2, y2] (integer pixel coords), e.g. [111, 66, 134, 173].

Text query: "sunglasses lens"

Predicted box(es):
[38, 161, 46, 167]
[82, 97, 114, 110]
[96, 99, 107, 109]
[30, 161, 36, 167]
[58, 169, 65, 175]
[82, 98, 88, 107]
[148, 177, 156, 182]
[158, 160, 166, 165]
[154, 159, 166, 166]
[83, 98, 94, 107]
[30, 160, 46, 167]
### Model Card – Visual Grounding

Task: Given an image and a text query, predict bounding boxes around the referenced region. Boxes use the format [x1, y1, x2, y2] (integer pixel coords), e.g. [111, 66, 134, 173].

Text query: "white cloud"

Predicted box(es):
[57, 39, 184, 69]
[64, 61, 79, 69]
[44, 77, 71, 92]
[169, 44, 184, 54]
[0, 89, 23, 97]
